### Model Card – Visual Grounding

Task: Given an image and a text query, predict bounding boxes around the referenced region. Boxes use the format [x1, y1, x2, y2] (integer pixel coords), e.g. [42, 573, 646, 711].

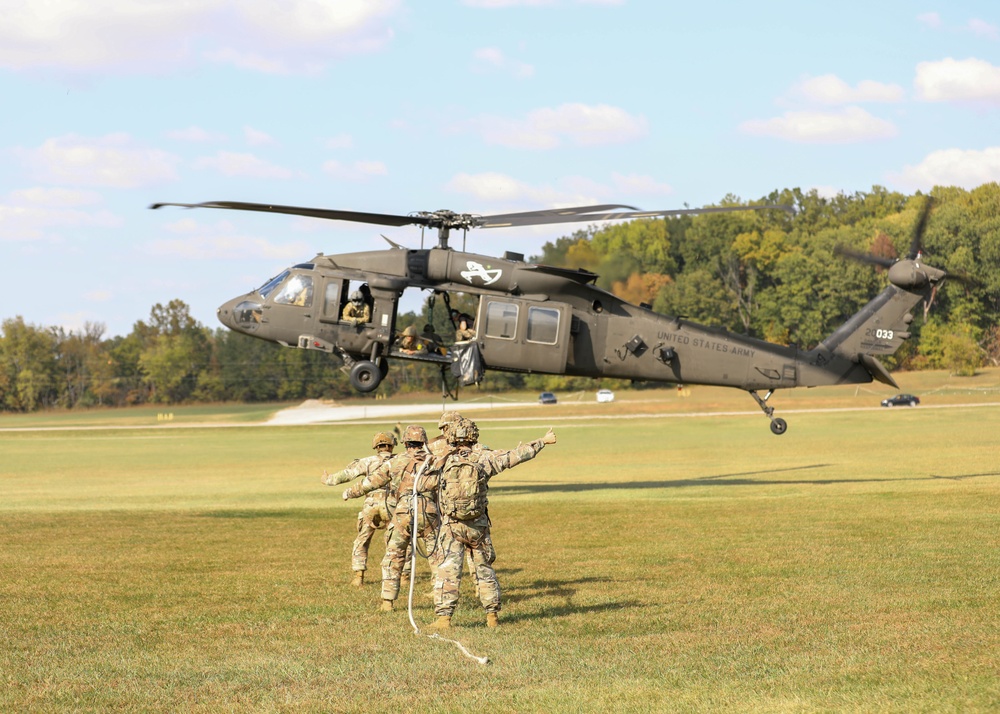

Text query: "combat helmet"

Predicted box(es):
[437, 411, 462, 430]
[403, 424, 428, 445]
[447, 417, 479, 445]
[372, 431, 397, 450]
[349, 290, 364, 304]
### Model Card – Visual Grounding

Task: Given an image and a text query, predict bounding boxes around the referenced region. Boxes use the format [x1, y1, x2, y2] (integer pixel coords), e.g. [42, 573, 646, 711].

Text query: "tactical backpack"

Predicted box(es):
[440, 453, 488, 521]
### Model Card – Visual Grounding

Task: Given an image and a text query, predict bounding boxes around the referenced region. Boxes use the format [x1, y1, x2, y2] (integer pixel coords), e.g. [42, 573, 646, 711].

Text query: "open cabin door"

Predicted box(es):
[476, 297, 571, 374]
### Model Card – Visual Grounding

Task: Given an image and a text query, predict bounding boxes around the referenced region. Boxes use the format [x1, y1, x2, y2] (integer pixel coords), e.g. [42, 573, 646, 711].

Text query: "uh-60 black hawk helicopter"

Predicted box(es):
[151, 198, 952, 435]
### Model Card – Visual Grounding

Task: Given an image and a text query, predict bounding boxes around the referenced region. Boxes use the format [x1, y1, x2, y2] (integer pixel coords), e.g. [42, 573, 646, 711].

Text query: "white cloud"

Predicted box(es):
[444, 171, 666, 207]
[324, 134, 354, 150]
[472, 47, 534, 78]
[889, 147, 1000, 190]
[472, 103, 647, 149]
[968, 19, 1000, 40]
[166, 126, 228, 143]
[321, 159, 388, 180]
[152, 218, 310, 260]
[17, 134, 180, 188]
[917, 12, 942, 29]
[0, 0, 400, 75]
[0, 187, 122, 241]
[916, 57, 1000, 102]
[244, 127, 276, 146]
[194, 151, 294, 179]
[794, 74, 905, 104]
[462, 0, 622, 6]
[739, 106, 897, 143]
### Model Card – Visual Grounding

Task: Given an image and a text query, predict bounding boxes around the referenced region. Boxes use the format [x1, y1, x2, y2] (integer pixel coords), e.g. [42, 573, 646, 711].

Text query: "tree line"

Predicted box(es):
[2, 184, 998, 412]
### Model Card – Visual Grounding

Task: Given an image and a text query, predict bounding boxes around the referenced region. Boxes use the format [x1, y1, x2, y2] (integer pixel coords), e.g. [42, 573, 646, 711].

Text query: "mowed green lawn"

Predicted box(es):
[2, 383, 999, 712]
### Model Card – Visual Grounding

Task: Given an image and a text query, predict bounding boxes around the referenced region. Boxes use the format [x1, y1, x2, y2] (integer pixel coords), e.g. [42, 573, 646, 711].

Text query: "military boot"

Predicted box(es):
[425, 615, 452, 631]
[486, 612, 500, 628]
[350, 571, 364, 587]
[380, 599, 394, 612]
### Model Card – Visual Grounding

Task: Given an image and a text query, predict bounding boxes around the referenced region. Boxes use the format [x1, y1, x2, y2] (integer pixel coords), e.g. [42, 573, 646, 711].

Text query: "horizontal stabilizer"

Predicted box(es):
[858, 353, 898, 389]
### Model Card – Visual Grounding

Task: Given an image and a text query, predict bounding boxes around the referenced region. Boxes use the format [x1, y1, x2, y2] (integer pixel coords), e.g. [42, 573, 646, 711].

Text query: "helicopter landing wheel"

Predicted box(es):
[349, 360, 382, 393]
[769, 418, 788, 436]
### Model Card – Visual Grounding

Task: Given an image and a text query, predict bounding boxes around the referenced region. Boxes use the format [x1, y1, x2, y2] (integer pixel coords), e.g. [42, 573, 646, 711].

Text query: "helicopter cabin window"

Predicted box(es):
[273, 274, 314, 307]
[526, 306, 560, 345]
[258, 270, 290, 300]
[483, 300, 518, 340]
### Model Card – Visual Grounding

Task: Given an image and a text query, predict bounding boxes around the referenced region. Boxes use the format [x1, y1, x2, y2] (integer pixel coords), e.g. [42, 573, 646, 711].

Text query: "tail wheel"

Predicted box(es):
[349, 360, 382, 393]
[770, 418, 788, 435]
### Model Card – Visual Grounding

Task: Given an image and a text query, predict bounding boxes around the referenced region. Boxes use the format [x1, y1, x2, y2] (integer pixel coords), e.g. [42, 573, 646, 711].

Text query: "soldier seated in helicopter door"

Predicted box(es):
[342, 288, 371, 325]
[273, 274, 314, 307]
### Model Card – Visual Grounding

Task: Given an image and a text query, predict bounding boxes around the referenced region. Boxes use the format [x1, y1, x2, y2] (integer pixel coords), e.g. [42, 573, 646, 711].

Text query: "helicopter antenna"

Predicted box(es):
[420, 225, 425, 250]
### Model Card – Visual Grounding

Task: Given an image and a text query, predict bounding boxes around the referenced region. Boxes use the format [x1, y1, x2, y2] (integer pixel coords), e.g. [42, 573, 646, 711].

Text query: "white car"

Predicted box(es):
[596, 389, 615, 403]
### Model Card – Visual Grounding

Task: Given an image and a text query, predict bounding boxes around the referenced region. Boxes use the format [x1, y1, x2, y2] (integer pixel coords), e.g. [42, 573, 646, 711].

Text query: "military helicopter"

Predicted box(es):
[150, 198, 951, 435]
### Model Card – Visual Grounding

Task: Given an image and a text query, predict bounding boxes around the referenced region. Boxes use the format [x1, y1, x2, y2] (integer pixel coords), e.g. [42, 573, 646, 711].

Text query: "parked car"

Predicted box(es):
[538, 391, 557, 405]
[881, 394, 920, 407]
[596, 389, 615, 403]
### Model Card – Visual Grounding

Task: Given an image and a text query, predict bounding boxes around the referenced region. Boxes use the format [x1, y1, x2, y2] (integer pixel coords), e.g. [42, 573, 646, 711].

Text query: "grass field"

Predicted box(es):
[2, 371, 999, 712]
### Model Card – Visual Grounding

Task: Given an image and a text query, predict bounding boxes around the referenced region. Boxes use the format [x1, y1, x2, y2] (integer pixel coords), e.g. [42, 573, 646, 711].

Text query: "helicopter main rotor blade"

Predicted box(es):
[907, 196, 933, 260]
[477, 204, 794, 228]
[834, 245, 895, 269]
[476, 204, 640, 224]
[149, 201, 421, 228]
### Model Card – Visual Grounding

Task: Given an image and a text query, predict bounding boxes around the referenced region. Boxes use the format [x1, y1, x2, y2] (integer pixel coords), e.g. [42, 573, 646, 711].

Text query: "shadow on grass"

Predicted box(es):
[495, 465, 1000, 495]
[495, 574, 647, 625]
[500, 575, 613, 606]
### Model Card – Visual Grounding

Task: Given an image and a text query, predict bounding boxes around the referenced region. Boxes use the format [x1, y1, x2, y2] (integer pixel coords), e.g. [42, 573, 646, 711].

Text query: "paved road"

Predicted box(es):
[266, 399, 536, 425]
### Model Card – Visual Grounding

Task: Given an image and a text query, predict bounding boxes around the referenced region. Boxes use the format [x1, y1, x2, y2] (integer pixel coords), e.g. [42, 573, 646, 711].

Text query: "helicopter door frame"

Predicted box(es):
[318, 277, 344, 324]
[476, 297, 571, 374]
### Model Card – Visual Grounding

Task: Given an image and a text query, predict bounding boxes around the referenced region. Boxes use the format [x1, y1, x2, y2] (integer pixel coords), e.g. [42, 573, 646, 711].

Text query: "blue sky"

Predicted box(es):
[2, 0, 999, 337]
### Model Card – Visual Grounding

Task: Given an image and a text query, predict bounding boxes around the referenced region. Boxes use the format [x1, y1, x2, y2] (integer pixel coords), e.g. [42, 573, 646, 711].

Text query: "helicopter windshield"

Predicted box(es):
[258, 270, 290, 299]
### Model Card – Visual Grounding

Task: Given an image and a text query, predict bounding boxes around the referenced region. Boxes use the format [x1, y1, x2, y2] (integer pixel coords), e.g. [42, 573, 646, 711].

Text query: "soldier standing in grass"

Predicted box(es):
[428, 418, 557, 630]
[322, 431, 401, 587]
[429, 412, 481, 586]
[342, 425, 442, 612]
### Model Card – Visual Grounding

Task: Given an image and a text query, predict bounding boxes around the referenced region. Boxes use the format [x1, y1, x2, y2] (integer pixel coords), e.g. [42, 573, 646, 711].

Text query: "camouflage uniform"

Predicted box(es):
[433, 422, 552, 619]
[344, 432, 442, 604]
[323, 434, 407, 578]
[428, 413, 481, 583]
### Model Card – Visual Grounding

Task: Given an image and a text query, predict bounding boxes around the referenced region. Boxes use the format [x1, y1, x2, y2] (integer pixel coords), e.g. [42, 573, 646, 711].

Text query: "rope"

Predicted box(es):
[405, 448, 490, 665]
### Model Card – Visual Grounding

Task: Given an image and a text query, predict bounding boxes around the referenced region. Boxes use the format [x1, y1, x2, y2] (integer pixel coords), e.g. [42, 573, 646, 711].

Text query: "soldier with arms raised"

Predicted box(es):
[429, 418, 557, 630]
[322, 431, 402, 587]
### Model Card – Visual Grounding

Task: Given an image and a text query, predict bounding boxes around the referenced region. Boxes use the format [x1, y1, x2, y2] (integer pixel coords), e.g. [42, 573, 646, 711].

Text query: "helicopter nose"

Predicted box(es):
[218, 296, 265, 334]
[217, 297, 238, 330]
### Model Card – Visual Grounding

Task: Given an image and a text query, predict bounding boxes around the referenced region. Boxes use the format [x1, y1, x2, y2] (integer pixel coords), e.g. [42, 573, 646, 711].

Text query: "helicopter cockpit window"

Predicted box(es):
[258, 270, 290, 300]
[526, 306, 560, 345]
[273, 274, 314, 307]
[483, 300, 518, 340]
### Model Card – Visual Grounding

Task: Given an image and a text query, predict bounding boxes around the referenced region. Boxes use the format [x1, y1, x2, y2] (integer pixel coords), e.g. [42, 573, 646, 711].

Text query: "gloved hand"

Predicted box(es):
[342, 489, 352, 501]
[542, 428, 556, 445]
